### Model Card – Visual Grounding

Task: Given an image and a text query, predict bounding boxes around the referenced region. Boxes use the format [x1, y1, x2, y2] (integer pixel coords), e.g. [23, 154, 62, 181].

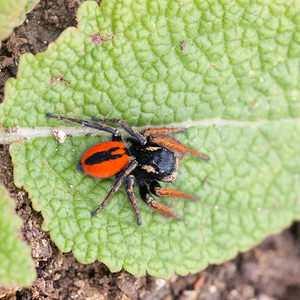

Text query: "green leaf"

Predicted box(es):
[0, 0, 39, 48]
[0, 184, 36, 287]
[1, 0, 300, 278]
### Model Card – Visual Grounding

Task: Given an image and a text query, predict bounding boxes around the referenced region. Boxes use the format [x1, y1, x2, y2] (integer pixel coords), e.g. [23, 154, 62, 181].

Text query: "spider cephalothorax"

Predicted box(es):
[47, 113, 209, 225]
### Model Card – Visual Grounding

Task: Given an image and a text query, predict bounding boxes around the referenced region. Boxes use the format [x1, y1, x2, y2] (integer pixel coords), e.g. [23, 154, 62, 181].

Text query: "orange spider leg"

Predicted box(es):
[150, 181, 199, 200]
[139, 185, 182, 220]
[150, 134, 210, 161]
[154, 187, 199, 200]
[142, 127, 186, 136]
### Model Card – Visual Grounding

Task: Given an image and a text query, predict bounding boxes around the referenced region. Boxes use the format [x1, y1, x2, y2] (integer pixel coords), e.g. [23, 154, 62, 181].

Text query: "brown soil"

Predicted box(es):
[0, 1, 300, 299]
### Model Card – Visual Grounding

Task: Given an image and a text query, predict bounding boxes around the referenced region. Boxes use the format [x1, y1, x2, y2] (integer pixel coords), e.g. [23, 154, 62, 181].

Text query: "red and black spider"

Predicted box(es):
[47, 113, 209, 225]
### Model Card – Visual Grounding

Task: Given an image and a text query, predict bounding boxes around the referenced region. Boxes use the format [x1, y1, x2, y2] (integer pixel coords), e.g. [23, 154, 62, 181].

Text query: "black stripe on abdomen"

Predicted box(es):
[84, 147, 123, 165]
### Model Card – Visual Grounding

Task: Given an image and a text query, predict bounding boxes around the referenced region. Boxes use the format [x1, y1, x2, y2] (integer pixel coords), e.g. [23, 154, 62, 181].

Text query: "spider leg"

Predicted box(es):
[126, 175, 142, 225]
[142, 127, 186, 136]
[149, 134, 210, 161]
[149, 181, 199, 200]
[91, 160, 138, 216]
[47, 113, 122, 141]
[139, 184, 182, 220]
[92, 117, 146, 145]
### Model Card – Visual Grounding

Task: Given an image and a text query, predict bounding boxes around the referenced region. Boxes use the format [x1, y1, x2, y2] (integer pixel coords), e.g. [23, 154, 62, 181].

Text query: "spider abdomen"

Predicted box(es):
[80, 141, 130, 178]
